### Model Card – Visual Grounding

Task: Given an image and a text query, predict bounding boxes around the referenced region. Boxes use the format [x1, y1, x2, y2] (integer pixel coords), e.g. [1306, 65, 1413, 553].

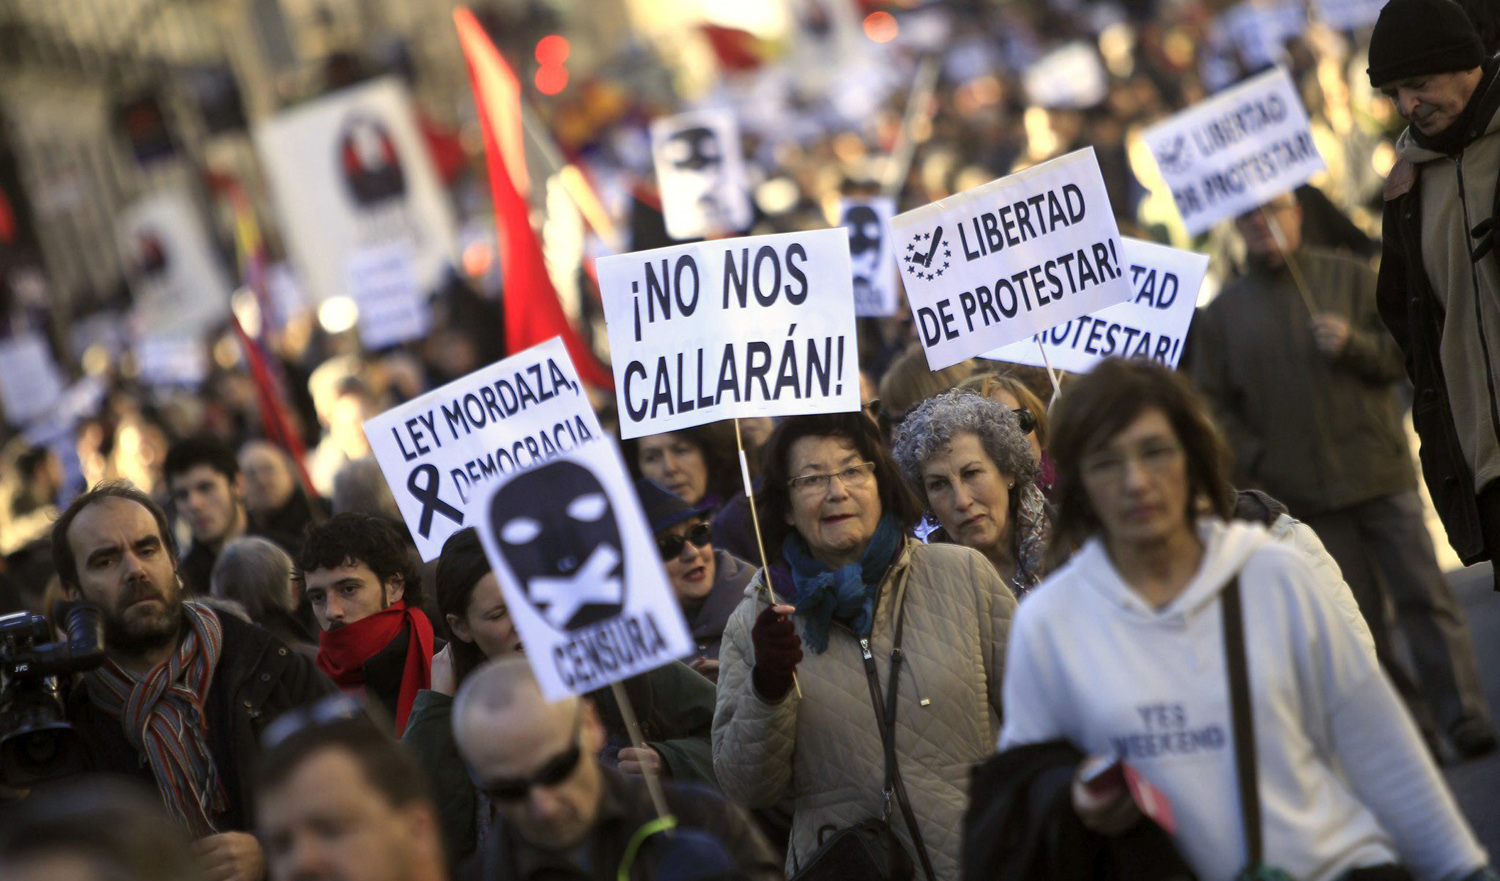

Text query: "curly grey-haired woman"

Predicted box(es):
[893, 389, 1051, 598]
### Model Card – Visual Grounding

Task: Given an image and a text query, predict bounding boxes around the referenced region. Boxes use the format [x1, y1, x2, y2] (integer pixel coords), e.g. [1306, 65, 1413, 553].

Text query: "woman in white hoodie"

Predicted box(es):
[998, 358, 1491, 881]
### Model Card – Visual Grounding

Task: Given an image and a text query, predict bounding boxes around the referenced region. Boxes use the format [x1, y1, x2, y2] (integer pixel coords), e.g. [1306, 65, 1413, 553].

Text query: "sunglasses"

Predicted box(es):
[1010, 407, 1037, 434]
[261, 692, 370, 751]
[469, 711, 584, 801]
[658, 522, 712, 560]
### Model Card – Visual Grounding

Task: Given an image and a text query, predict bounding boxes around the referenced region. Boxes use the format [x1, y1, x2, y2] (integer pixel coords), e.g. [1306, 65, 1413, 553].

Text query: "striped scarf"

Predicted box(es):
[84, 600, 227, 836]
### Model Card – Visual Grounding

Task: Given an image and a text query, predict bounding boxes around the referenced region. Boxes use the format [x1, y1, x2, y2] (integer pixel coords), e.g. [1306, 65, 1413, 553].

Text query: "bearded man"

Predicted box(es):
[53, 481, 333, 881]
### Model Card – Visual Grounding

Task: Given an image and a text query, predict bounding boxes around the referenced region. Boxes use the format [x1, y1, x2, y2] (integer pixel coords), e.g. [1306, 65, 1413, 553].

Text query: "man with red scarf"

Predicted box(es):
[53, 481, 333, 881]
[298, 513, 439, 736]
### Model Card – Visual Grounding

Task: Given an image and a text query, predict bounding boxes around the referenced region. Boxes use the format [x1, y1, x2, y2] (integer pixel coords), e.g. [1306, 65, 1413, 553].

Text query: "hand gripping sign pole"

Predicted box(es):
[733, 417, 803, 700]
[609, 681, 674, 822]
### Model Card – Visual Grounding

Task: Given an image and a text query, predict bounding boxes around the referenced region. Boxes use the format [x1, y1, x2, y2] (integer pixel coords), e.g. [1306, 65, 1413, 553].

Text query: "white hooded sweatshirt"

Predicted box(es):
[1000, 519, 1486, 881]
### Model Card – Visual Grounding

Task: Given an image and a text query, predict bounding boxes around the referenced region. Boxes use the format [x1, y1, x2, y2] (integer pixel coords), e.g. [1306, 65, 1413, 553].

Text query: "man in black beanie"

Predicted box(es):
[1369, 0, 1500, 760]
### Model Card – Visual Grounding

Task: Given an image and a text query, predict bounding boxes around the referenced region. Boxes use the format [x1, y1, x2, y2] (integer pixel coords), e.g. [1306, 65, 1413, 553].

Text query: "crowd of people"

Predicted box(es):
[6, 0, 1500, 879]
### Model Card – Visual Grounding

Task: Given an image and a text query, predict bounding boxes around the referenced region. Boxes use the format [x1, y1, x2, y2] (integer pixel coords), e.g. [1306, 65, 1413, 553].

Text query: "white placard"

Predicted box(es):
[1219, 1, 1306, 69]
[364, 337, 605, 561]
[1312, 0, 1385, 30]
[476, 442, 694, 700]
[888, 147, 1132, 371]
[345, 244, 430, 350]
[650, 110, 753, 240]
[1023, 42, 1109, 110]
[255, 77, 458, 307]
[1142, 68, 1325, 237]
[119, 187, 234, 337]
[984, 238, 1208, 373]
[598, 229, 859, 440]
[839, 197, 900, 317]
[0, 333, 67, 426]
[134, 335, 208, 388]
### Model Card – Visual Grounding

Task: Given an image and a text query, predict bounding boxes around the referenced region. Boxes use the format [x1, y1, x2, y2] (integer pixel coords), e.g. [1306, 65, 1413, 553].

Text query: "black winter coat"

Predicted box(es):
[64, 613, 335, 831]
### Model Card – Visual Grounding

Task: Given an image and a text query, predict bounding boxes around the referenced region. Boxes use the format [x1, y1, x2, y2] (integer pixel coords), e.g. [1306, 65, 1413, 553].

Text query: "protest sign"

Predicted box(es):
[476, 442, 694, 700]
[1219, 0, 1305, 70]
[134, 335, 208, 388]
[984, 238, 1208, 373]
[1312, 0, 1385, 31]
[597, 229, 859, 440]
[887, 147, 1132, 371]
[345, 243, 431, 350]
[839, 197, 900, 317]
[364, 337, 605, 561]
[0, 333, 67, 426]
[255, 77, 458, 307]
[650, 109, 753, 240]
[1022, 42, 1109, 110]
[1142, 67, 1325, 237]
[118, 187, 234, 337]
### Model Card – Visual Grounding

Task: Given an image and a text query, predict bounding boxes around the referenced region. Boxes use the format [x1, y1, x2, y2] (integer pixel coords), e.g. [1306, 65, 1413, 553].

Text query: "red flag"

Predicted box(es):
[699, 24, 768, 73]
[453, 8, 613, 389]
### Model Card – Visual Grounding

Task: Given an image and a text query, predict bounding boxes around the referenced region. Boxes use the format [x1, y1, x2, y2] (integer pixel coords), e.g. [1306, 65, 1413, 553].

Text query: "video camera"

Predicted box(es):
[0, 601, 104, 788]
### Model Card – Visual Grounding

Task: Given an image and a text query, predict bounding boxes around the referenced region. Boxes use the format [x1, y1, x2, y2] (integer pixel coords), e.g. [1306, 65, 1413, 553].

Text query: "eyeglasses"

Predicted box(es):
[658, 522, 712, 561]
[469, 710, 584, 801]
[788, 461, 877, 495]
[1080, 440, 1184, 483]
[1009, 408, 1037, 435]
[261, 692, 370, 750]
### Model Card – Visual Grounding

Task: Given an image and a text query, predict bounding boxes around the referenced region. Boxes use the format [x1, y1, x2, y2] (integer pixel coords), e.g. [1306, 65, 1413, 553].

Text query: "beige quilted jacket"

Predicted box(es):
[712, 539, 1017, 880]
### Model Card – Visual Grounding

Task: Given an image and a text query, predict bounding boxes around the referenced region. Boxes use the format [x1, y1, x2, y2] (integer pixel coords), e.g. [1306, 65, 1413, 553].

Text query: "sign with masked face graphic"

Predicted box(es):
[254, 77, 458, 311]
[650, 110, 753, 241]
[839, 197, 899, 317]
[476, 444, 694, 700]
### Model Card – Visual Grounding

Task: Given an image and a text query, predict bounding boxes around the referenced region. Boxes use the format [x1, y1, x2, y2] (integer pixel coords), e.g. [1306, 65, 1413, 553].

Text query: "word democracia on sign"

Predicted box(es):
[447, 416, 599, 505]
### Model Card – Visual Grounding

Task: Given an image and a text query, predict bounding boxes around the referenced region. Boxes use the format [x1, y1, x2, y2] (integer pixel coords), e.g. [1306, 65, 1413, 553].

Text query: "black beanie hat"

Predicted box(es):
[1368, 0, 1486, 88]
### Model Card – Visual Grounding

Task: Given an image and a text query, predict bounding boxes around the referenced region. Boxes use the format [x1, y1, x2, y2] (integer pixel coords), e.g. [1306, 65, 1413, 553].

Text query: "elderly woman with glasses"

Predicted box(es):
[713, 412, 1016, 880]
[892, 390, 1051, 598]
[998, 359, 1490, 881]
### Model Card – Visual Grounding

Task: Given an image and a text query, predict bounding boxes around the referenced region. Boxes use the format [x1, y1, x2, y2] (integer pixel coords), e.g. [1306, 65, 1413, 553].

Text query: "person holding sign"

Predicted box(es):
[713, 412, 1016, 881]
[1193, 192, 1497, 761]
[402, 528, 721, 867]
[453, 657, 781, 881]
[1369, 0, 1500, 589]
[1001, 359, 1492, 881]
[892, 391, 1052, 599]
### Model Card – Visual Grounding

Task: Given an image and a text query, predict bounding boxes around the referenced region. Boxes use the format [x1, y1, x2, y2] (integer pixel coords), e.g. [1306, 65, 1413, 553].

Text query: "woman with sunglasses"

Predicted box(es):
[400, 528, 720, 868]
[638, 479, 758, 682]
[960, 371, 1054, 493]
[713, 412, 1016, 880]
[892, 390, 1051, 598]
[998, 359, 1489, 881]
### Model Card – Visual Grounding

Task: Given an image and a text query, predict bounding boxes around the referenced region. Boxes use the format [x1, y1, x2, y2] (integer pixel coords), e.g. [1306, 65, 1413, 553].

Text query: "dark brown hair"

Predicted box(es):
[754, 412, 922, 557]
[52, 480, 178, 589]
[620, 422, 740, 506]
[1046, 358, 1234, 568]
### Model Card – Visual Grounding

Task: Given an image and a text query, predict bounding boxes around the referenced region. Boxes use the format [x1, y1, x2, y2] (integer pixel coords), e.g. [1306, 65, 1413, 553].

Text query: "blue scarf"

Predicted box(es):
[781, 515, 903, 654]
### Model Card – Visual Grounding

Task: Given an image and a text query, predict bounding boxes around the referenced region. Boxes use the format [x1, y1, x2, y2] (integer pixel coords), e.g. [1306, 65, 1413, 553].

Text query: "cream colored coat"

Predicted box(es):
[712, 539, 1016, 880]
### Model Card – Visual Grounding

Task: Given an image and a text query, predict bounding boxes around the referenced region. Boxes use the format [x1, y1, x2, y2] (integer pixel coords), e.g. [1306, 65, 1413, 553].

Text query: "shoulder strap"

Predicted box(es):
[1222, 575, 1262, 871]
[861, 582, 937, 881]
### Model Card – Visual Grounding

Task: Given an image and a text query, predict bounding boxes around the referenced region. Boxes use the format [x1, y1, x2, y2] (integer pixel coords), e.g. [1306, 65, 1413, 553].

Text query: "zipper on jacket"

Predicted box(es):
[1453, 155, 1500, 452]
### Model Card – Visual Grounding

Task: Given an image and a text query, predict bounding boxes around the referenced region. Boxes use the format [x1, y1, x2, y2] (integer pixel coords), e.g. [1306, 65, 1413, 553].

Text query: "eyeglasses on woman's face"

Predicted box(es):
[786, 461, 877, 496]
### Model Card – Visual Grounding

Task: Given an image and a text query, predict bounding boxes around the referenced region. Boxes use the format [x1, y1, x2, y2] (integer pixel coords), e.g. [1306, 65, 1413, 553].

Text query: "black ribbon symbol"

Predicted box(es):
[407, 464, 464, 539]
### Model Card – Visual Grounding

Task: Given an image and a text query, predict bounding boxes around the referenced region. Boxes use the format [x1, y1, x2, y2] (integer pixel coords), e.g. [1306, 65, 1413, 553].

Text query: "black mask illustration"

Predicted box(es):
[665, 126, 724, 173]
[843, 205, 882, 257]
[489, 460, 625, 631]
[338, 114, 406, 207]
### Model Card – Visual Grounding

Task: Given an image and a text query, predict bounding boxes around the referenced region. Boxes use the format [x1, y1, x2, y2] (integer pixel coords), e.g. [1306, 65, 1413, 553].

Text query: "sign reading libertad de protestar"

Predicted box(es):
[598, 228, 859, 439]
[1142, 67, 1325, 237]
[888, 147, 1132, 370]
[364, 337, 604, 561]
